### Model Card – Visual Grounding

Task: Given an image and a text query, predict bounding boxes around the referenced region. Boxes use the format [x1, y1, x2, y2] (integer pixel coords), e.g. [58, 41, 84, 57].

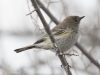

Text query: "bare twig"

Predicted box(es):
[30, 0, 72, 75]
[26, 9, 37, 16]
[36, 0, 59, 24]
[75, 43, 100, 69]
[63, 53, 79, 56]
[26, 0, 44, 33]
[36, 0, 100, 69]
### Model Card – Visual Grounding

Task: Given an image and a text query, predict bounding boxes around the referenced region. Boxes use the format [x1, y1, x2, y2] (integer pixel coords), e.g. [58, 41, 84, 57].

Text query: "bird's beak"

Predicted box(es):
[79, 16, 85, 20]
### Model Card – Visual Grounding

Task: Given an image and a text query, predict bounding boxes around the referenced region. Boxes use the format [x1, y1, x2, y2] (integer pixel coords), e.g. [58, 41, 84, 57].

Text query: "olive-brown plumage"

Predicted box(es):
[14, 16, 85, 53]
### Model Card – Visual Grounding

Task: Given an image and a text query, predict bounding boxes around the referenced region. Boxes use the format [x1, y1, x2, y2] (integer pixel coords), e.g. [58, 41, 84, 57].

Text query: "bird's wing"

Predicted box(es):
[34, 23, 70, 44]
[52, 26, 70, 36]
[51, 22, 71, 35]
[52, 29, 66, 35]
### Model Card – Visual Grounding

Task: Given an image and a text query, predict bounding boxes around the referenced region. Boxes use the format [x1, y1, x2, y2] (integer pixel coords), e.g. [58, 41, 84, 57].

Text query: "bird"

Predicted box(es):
[14, 16, 85, 53]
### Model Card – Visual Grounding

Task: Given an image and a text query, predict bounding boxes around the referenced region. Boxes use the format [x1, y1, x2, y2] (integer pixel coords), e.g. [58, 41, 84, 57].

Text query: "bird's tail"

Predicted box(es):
[14, 45, 36, 53]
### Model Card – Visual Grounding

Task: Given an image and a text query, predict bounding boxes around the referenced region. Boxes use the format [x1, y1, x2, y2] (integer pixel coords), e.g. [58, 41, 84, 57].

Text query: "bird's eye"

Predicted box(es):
[75, 19, 78, 22]
[74, 17, 78, 23]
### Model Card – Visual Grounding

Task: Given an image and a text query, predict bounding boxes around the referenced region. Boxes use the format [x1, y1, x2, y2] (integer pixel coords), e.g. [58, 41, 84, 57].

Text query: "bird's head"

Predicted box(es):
[66, 16, 85, 24]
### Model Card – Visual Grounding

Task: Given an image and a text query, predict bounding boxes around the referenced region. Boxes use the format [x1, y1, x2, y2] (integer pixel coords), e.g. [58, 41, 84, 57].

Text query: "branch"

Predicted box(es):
[36, 0, 59, 24]
[75, 43, 100, 69]
[36, 0, 100, 69]
[30, 0, 72, 75]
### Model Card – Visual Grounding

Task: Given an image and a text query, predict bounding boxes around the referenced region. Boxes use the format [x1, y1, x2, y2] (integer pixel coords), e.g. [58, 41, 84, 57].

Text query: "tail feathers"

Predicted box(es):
[14, 45, 36, 53]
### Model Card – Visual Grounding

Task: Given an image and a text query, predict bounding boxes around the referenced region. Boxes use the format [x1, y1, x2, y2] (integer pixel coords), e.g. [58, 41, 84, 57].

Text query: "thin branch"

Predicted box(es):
[62, 53, 79, 56]
[30, 0, 72, 75]
[36, 0, 59, 24]
[36, 0, 100, 69]
[26, 0, 41, 31]
[75, 43, 100, 69]
[26, 9, 37, 16]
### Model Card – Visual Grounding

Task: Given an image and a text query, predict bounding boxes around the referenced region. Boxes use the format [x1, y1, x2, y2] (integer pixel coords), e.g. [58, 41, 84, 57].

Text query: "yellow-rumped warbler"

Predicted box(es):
[14, 16, 85, 53]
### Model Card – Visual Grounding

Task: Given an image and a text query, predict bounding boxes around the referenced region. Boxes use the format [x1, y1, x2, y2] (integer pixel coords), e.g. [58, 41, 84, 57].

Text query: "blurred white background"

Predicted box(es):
[0, 0, 100, 75]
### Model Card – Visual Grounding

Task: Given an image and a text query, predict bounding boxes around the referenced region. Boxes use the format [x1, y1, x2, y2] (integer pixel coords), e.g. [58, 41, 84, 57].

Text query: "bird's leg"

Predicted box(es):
[55, 50, 63, 56]
[53, 43, 63, 56]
